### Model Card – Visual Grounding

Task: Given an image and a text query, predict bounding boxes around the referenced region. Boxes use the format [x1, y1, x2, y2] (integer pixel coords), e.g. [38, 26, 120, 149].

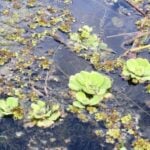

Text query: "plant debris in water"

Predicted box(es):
[0, 0, 150, 149]
[69, 25, 112, 53]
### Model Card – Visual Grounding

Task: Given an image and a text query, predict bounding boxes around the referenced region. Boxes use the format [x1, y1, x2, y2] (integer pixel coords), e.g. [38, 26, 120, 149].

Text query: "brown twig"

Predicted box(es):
[120, 31, 150, 56]
[31, 86, 44, 96]
[129, 44, 150, 52]
[44, 71, 49, 97]
[125, 0, 145, 16]
[106, 31, 139, 38]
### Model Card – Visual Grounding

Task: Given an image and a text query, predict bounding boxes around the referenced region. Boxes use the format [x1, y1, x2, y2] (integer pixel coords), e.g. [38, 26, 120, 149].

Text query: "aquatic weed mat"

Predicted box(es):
[0, 0, 150, 150]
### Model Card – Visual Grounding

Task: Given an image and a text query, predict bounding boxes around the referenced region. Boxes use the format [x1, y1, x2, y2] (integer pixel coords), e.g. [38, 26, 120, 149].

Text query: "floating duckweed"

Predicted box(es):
[106, 128, 121, 139]
[86, 106, 98, 114]
[77, 113, 89, 122]
[0, 49, 14, 65]
[130, 0, 143, 5]
[69, 25, 110, 52]
[105, 110, 120, 127]
[146, 84, 150, 93]
[100, 58, 124, 72]
[59, 22, 72, 32]
[67, 105, 82, 113]
[95, 112, 107, 121]
[127, 129, 135, 135]
[38, 57, 52, 70]
[27, 0, 37, 8]
[106, 136, 116, 144]
[121, 114, 132, 125]
[94, 129, 104, 137]
[2, 9, 9, 15]
[90, 52, 101, 69]
[0, 0, 149, 148]
[132, 138, 150, 150]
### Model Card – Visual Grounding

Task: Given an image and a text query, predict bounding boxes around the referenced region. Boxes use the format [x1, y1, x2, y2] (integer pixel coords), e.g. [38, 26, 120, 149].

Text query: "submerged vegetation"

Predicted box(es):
[0, 0, 150, 149]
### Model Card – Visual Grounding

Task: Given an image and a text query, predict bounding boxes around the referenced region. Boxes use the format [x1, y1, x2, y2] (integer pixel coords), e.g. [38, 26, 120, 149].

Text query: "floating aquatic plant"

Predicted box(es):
[27, 100, 61, 128]
[146, 84, 150, 93]
[0, 49, 14, 66]
[69, 25, 110, 52]
[0, 97, 22, 119]
[68, 71, 112, 108]
[122, 58, 150, 83]
[106, 128, 121, 140]
[132, 138, 150, 150]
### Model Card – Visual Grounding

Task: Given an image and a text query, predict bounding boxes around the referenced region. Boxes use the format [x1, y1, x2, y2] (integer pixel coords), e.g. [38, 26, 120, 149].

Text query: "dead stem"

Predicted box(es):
[44, 71, 49, 97]
[130, 44, 150, 52]
[125, 0, 145, 16]
[120, 31, 150, 57]
[31, 86, 44, 97]
[106, 31, 139, 38]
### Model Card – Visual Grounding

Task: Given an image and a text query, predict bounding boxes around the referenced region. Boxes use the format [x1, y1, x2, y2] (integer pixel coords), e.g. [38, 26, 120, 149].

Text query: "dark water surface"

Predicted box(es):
[0, 0, 149, 149]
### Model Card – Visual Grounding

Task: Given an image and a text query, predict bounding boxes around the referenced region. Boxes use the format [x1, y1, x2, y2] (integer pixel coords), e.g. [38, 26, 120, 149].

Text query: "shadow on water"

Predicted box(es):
[0, 115, 114, 150]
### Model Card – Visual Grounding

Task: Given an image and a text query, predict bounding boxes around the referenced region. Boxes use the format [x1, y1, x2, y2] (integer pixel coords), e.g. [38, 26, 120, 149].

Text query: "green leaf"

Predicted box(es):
[0, 100, 7, 111]
[51, 104, 60, 112]
[6, 97, 18, 109]
[68, 75, 83, 91]
[69, 71, 113, 107]
[70, 33, 81, 42]
[73, 101, 85, 109]
[122, 58, 150, 83]
[37, 120, 54, 128]
[89, 95, 102, 106]
[49, 111, 61, 121]
[76, 92, 89, 105]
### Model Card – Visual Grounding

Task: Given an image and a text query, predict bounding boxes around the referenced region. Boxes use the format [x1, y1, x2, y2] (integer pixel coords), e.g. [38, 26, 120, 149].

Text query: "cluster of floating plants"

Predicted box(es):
[0, 49, 14, 65]
[68, 71, 112, 108]
[0, 0, 150, 149]
[0, 97, 23, 119]
[67, 71, 149, 148]
[26, 100, 61, 128]
[69, 25, 110, 52]
[0, 97, 62, 128]
[122, 58, 150, 83]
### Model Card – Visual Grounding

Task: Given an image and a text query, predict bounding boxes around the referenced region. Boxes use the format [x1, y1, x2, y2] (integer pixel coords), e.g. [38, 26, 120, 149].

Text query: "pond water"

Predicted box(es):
[0, 0, 149, 150]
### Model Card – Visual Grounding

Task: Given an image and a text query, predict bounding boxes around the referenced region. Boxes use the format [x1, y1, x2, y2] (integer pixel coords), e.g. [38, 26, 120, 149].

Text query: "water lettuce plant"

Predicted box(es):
[27, 100, 61, 128]
[69, 25, 109, 52]
[68, 71, 112, 108]
[122, 58, 150, 83]
[0, 97, 19, 118]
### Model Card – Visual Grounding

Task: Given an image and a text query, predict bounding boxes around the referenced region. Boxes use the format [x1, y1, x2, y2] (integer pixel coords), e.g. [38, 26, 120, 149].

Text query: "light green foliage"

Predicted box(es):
[69, 25, 109, 51]
[122, 58, 150, 83]
[28, 100, 61, 128]
[0, 97, 19, 117]
[146, 84, 150, 93]
[68, 71, 112, 108]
